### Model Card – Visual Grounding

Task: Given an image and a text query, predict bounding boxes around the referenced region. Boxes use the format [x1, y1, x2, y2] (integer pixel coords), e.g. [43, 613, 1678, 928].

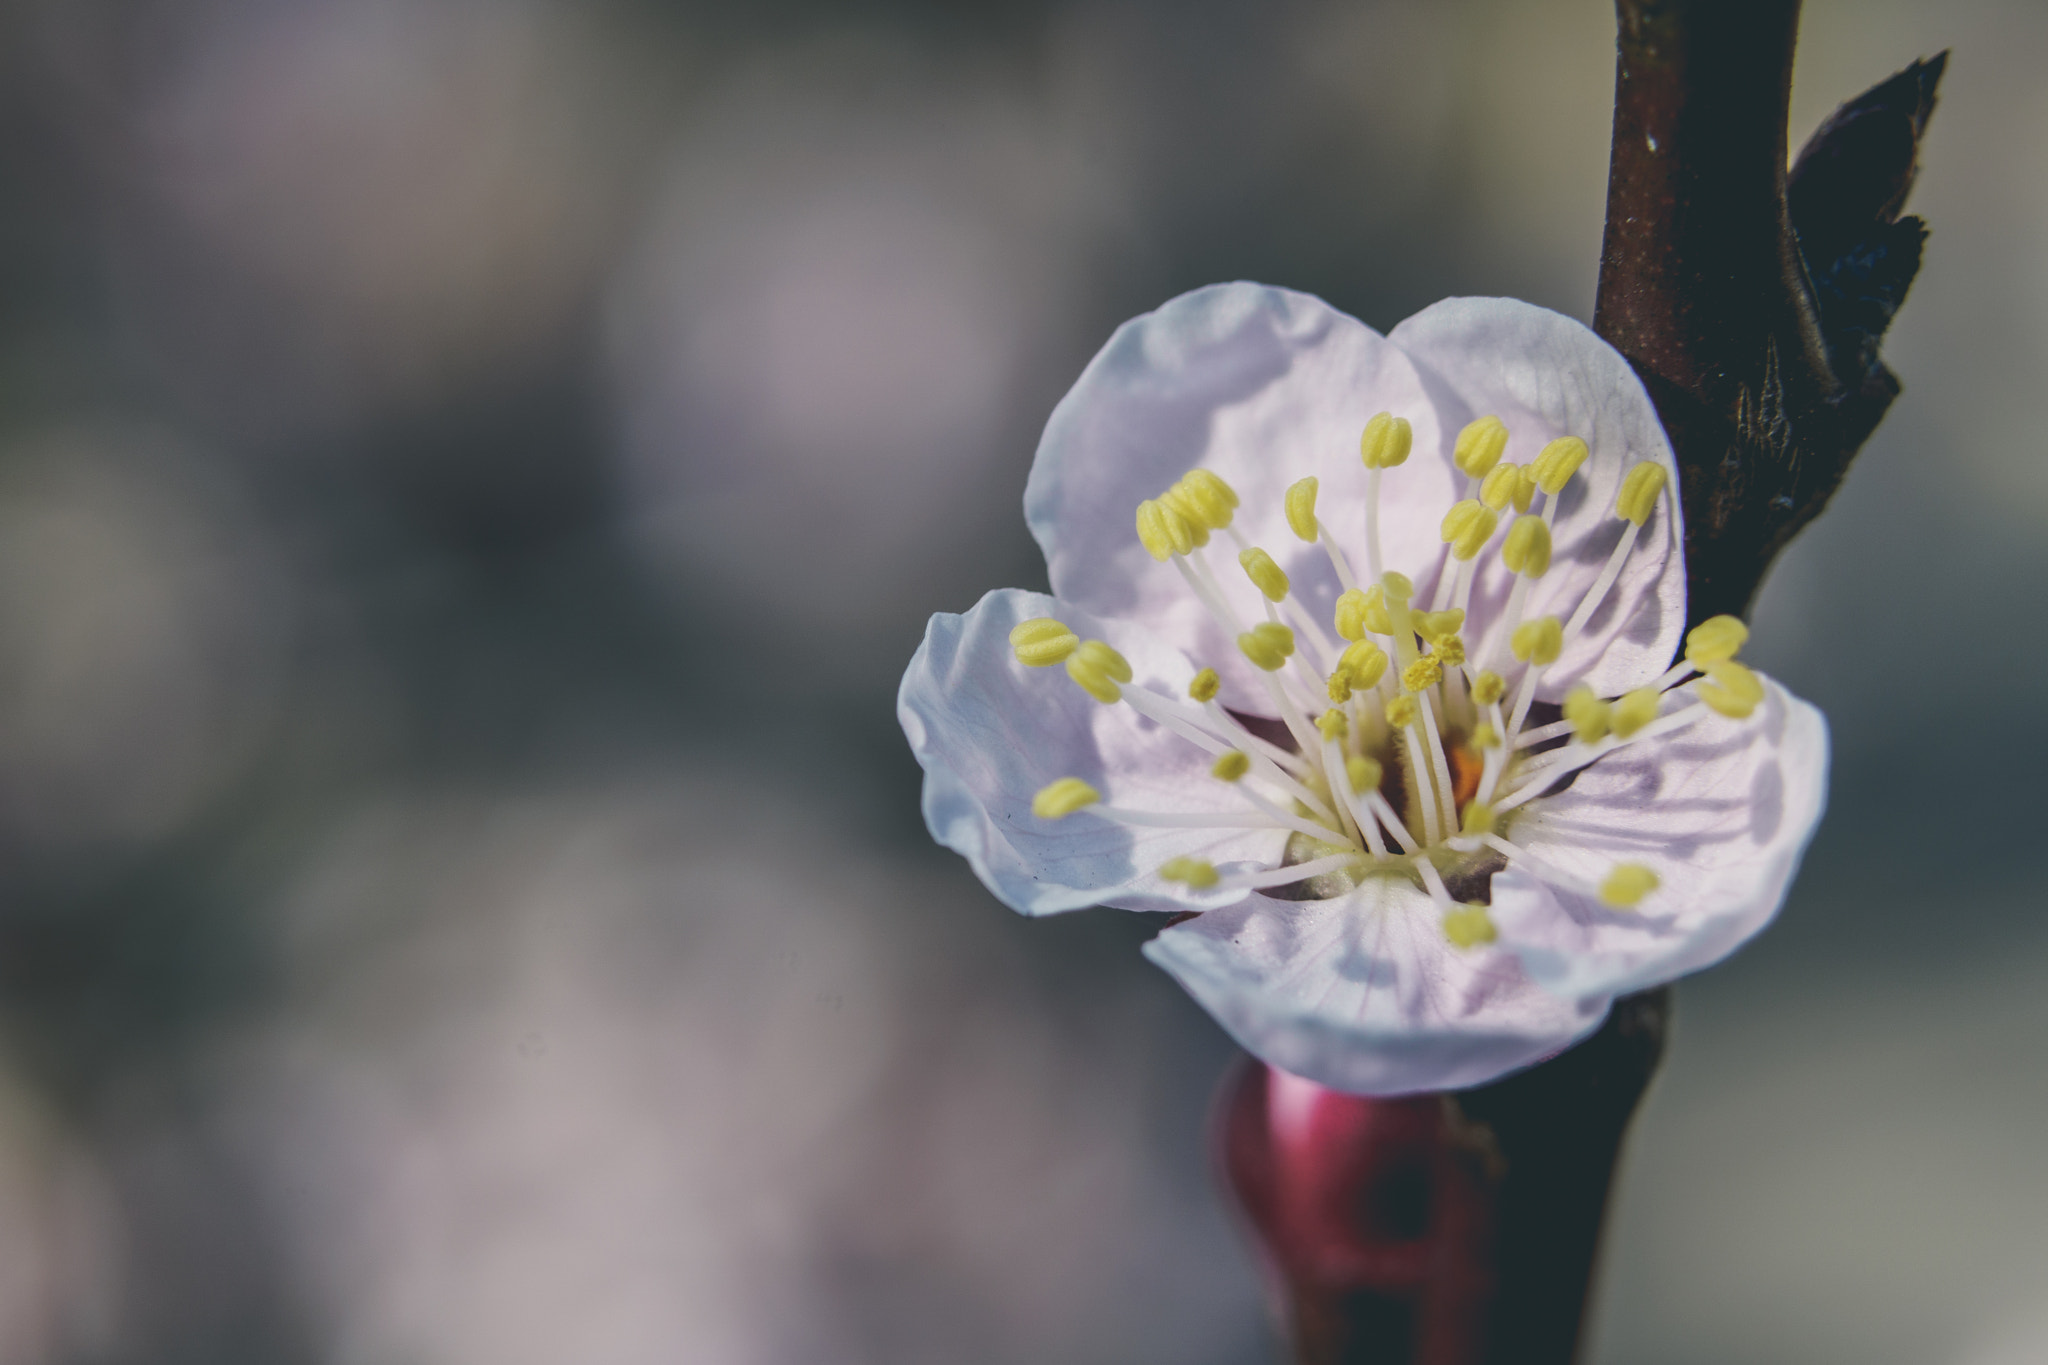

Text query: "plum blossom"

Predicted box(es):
[898, 283, 1828, 1095]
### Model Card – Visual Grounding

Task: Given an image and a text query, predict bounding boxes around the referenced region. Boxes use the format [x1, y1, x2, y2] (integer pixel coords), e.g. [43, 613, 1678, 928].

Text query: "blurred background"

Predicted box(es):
[0, 0, 2039, 1361]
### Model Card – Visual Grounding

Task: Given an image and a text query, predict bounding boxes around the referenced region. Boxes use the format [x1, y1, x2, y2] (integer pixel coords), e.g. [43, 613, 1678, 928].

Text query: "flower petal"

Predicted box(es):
[1390, 297, 1686, 697]
[899, 587, 1290, 916]
[1488, 674, 1829, 999]
[1144, 877, 1610, 1094]
[1026, 282, 1456, 710]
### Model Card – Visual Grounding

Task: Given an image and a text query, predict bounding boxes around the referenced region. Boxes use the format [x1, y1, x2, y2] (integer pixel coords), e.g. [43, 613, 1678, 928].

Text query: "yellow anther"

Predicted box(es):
[1471, 721, 1501, 749]
[1156, 483, 1214, 546]
[1181, 468, 1239, 516]
[1316, 708, 1349, 741]
[1188, 668, 1220, 703]
[1685, 614, 1749, 666]
[1440, 499, 1500, 561]
[1032, 777, 1100, 819]
[1385, 695, 1418, 728]
[1453, 415, 1510, 478]
[1479, 462, 1521, 511]
[1502, 516, 1553, 578]
[1617, 461, 1668, 526]
[1431, 634, 1466, 667]
[1327, 671, 1354, 704]
[1010, 617, 1079, 667]
[1074, 640, 1131, 683]
[1402, 655, 1443, 693]
[1285, 477, 1320, 542]
[1160, 857, 1220, 889]
[1442, 904, 1498, 949]
[1239, 547, 1291, 602]
[1611, 687, 1661, 738]
[1066, 656, 1121, 704]
[1175, 469, 1238, 529]
[1338, 641, 1389, 688]
[1563, 687, 1612, 743]
[1460, 800, 1497, 837]
[1360, 411, 1413, 469]
[1509, 616, 1563, 667]
[1696, 659, 1765, 718]
[1380, 571, 1414, 603]
[1599, 864, 1660, 908]
[1335, 586, 1391, 640]
[1066, 639, 1132, 703]
[1136, 499, 1194, 560]
[1346, 754, 1383, 795]
[1236, 622, 1295, 672]
[1211, 750, 1252, 782]
[1470, 670, 1505, 706]
[1530, 436, 1590, 495]
[1512, 466, 1538, 513]
[1415, 608, 1465, 641]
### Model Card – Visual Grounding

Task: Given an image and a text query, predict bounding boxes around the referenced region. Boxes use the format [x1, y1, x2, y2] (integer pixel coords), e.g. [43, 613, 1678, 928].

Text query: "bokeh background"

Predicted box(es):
[0, 1, 2040, 1361]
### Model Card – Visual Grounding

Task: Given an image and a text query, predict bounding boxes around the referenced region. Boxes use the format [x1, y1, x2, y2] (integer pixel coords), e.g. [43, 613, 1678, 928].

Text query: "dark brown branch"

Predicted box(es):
[1594, 0, 1943, 624]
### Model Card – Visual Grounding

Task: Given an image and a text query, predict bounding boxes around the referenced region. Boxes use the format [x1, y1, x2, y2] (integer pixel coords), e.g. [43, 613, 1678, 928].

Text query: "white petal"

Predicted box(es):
[1488, 675, 1829, 999]
[899, 587, 1290, 916]
[1390, 297, 1686, 696]
[1026, 282, 1457, 710]
[1143, 876, 1610, 1095]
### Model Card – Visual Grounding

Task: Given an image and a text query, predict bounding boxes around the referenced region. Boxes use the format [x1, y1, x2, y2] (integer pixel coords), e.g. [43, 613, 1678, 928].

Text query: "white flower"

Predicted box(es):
[898, 283, 1829, 1095]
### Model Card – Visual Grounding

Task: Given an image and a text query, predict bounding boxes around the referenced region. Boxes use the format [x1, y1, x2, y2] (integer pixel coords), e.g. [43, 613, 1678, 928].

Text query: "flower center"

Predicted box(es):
[1019, 412, 1765, 947]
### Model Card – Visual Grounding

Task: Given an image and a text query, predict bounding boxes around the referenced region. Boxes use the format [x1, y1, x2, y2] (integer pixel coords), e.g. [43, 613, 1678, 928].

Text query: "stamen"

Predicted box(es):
[1159, 856, 1220, 888]
[1115, 684, 1335, 821]
[1493, 703, 1707, 813]
[1239, 546, 1290, 602]
[1529, 436, 1589, 498]
[1600, 864, 1660, 908]
[1010, 617, 1080, 666]
[1189, 669, 1220, 702]
[1211, 750, 1252, 782]
[1065, 639, 1132, 703]
[1695, 660, 1764, 718]
[1512, 717, 1577, 749]
[1335, 586, 1391, 641]
[1562, 687, 1612, 743]
[1441, 499, 1500, 561]
[1360, 412, 1411, 586]
[1616, 461, 1668, 526]
[1359, 412, 1413, 470]
[1441, 904, 1499, 948]
[1033, 778, 1100, 818]
[1453, 415, 1509, 481]
[1610, 688, 1661, 738]
[1685, 614, 1749, 665]
[1221, 851, 1367, 890]
[1339, 755, 1389, 857]
[1097, 805, 1324, 836]
[1136, 498, 1197, 560]
[1284, 478, 1319, 542]
[1479, 462, 1522, 511]
[1320, 737, 1366, 847]
[1501, 517, 1553, 578]
[1560, 520, 1641, 641]
[1237, 621, 1295, 673]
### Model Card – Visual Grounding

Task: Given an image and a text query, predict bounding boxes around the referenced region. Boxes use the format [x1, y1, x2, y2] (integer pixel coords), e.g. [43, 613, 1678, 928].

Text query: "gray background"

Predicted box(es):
[0, 1, 2037, 1362]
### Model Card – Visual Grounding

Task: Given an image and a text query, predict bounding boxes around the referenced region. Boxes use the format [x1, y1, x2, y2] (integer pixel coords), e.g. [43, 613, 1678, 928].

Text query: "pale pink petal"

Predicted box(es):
[1026, 282, 1457, 711]
[900, 587, 1288, 916]
[1144, 877, 1609, 1095]
[1390, 297, 1686, 696]
[1488, 675, 1829, 999]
